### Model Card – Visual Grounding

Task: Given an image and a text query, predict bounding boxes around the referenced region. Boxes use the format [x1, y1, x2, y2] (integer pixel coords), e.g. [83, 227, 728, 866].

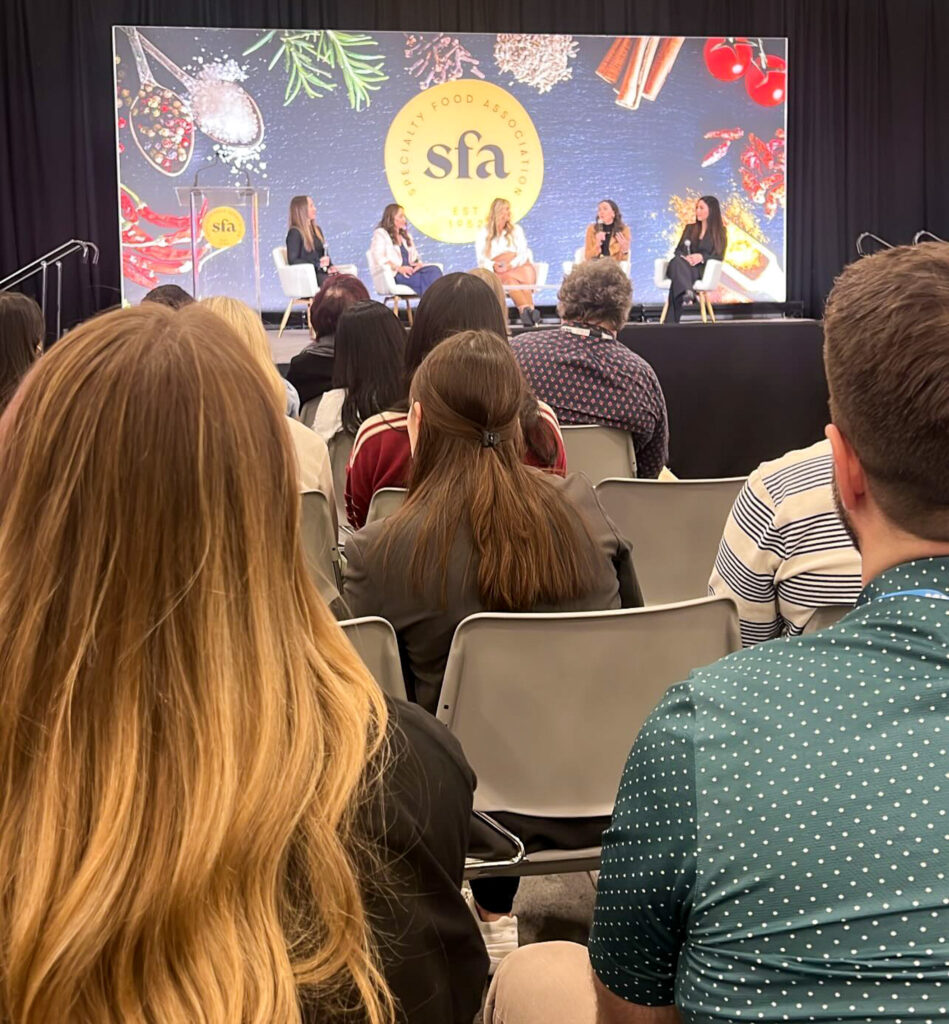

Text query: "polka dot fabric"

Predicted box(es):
[509, 324, 669, 479]
[589, 556, 949, 1021]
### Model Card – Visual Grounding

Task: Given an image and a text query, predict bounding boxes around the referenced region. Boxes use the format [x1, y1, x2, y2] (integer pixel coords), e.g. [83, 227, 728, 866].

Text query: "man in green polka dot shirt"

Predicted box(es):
[483, 246, 949, 1023]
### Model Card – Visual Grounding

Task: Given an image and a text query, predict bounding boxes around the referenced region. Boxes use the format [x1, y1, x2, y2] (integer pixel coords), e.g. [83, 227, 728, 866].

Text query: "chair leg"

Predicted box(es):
[305, 299, 313, 336]
[278, 300, 294, 338]
[392, 295, 399, 319]
[699, 294, 708, 324]
[406, 301, 414, 326]
[659, 298, 669, 324]
[707, 297, 716, 323]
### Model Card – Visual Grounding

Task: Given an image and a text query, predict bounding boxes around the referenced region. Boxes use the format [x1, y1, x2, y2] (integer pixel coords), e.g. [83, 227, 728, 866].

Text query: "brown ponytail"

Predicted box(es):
[384, 330, 598, 610]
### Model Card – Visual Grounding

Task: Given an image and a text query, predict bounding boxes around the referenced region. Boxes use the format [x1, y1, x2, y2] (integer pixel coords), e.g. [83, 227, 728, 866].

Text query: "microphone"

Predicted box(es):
[683, 238, 691, 258]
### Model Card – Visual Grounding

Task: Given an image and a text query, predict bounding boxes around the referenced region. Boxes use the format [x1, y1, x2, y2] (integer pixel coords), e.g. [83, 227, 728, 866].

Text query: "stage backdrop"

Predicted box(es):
[113, 28, 787, 310]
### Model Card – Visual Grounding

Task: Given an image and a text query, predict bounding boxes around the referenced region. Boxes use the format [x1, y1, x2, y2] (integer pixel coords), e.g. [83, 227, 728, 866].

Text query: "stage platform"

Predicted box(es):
[270, 319, 828, 483]
[618, 319, 827, 479]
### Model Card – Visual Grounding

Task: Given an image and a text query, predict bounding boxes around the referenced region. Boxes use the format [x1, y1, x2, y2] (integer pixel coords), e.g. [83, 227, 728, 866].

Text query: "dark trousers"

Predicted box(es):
[666, 255, 702, 323]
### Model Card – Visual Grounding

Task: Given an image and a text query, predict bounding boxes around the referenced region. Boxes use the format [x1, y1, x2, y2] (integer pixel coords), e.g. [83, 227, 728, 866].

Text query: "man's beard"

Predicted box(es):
[832, 476, 861, 553]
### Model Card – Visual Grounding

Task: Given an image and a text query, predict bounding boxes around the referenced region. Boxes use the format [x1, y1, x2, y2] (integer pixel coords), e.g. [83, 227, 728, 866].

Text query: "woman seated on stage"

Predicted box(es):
[474, 198, 540, 328]
[665, 194, 727, 323]
[313, 300, 406, 445]
[583, 199, 631, 264]
[344, 273, 567, 530]
[286, 194, 335, 288]
[370, 204, 442, 297]
[0, 303, 488, 1024]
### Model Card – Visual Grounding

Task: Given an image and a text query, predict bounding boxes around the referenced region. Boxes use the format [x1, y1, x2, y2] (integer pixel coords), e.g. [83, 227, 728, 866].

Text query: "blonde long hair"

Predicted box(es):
[483, 197, 515, 256]
[0, 305, 393, 1023]
[289, 195, 324, 252]
[201, 294, 286, 413]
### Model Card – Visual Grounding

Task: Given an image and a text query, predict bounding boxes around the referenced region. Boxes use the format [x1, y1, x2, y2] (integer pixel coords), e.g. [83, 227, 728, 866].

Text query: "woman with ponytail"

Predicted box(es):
[343, 328, 641, 970]
[0, 304, 486, 1024]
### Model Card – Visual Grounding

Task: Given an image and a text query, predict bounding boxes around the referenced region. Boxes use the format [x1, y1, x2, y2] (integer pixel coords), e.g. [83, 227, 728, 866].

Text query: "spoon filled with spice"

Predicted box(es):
[123, 27, 195, 177]
[133, 30, 264, 150]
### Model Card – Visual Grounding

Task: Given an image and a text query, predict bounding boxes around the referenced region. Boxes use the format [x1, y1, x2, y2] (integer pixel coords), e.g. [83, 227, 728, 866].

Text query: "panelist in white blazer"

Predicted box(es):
[474, 198, 540, 327]
[370, 204, 443, 297]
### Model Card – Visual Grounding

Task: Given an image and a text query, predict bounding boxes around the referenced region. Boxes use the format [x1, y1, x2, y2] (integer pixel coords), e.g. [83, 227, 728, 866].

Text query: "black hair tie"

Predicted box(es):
[481, 430, 502, 449]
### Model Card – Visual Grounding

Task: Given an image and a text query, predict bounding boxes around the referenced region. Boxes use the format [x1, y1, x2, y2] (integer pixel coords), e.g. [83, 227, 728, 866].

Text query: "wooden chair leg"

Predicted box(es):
[406, 301, 414, 326]
[279, 299, 294, 338]
[659, 298, 669, 324]
[305, 299, 313, 336]
[393, 295, 400, 319]
[699, 294, 708, 324]
[708, 297, 716, 323]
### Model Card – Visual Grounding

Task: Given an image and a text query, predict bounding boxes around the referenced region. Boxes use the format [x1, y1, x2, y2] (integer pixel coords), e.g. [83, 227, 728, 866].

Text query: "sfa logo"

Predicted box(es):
[424, 130, 508, 180]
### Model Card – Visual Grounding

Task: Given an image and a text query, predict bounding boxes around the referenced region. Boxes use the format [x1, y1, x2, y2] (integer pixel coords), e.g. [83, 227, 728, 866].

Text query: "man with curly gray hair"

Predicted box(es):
[510, 260, 668, 478]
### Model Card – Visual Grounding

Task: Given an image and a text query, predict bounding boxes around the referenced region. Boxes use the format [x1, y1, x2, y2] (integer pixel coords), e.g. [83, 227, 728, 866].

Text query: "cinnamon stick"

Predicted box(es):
[596, 36, 632, 85]
[642, 36, 684, 101]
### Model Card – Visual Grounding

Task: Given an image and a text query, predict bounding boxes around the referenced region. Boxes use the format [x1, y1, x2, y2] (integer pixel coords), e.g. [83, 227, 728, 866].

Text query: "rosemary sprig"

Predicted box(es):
[242, 29, 387, 110]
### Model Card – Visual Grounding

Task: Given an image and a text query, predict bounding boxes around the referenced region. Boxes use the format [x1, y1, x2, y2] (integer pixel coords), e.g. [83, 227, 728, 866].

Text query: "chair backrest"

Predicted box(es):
[803, 603, 854, 634]
[366, 248, 394, 295]
[366, 486, 407, 525]
[299, 396, 321, 428]
[299, 490, 341, 604]
[272, 246, 289, 270]
[573, 246, 586, 265]
[437, 598, 740, 818]
[596, 477, 745, 605]
[654, 256, 671, 287]
[339, 616, 408, 700]
[327, 430, 355, 526]
[561, 425, 636, 483]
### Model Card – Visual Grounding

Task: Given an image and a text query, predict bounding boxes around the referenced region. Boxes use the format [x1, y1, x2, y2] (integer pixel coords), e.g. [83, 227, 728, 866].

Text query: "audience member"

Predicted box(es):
[510, 260, 669, 478]
[0, 303, 487, 1024]
[485, 242, 949, 1022]
[0, 291, 43, 411]
[467, 267, 510, 330]
[141, 283, 194, 309]
[346, 273, 567, 529]
[313, 300, 405, 445]
[709, 438, 862, 645]
[344, 329, 642, 971]
[201, 295, 333, 504]
[286, 275, 370, 406]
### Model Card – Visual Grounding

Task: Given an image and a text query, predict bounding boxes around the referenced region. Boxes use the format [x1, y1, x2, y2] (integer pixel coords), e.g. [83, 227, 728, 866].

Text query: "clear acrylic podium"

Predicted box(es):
[175, 182, 269, 312]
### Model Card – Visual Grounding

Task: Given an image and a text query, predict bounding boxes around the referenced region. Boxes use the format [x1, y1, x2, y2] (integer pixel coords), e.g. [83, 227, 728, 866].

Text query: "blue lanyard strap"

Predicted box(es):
[877, 588, 949, 601]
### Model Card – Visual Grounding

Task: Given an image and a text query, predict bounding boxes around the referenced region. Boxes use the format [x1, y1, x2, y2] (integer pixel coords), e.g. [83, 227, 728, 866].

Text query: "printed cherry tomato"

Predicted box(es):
[703, 37, 753, 82]
[745, 53, 787, 106]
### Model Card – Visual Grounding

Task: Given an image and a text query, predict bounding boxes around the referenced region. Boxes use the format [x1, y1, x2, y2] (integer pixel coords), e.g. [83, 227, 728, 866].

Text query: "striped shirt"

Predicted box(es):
[708, 439, 862, 646]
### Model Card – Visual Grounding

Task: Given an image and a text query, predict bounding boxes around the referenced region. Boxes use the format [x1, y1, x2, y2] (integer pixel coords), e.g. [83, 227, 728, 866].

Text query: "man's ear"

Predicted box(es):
[826, 423, 867, 511]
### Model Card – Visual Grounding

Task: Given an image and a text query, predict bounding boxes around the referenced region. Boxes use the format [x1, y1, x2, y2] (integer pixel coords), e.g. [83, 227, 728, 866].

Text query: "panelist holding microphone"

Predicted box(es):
[584, 199, 631, 263]
[665, 195, 727, 323]
[475, 198, 540, 327]
[286, 194, 336, 288]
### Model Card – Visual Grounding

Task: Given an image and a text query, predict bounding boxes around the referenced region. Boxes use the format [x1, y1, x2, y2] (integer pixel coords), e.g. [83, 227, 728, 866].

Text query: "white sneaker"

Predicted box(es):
[463, 884, 519, 974]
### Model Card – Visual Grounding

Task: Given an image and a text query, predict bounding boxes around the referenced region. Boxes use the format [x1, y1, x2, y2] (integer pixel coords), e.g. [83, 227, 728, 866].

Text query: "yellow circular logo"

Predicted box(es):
[384, 81, 544, 244]
[202, 206, 246, 249]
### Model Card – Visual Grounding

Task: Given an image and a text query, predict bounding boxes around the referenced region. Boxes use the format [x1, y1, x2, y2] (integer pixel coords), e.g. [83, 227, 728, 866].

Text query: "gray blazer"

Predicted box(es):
[342, 473, 642, 713]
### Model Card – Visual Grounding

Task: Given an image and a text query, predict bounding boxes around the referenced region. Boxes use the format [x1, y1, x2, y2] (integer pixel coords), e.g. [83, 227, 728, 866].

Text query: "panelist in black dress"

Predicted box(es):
[286, 195, 334, 288]
[665, 195, 727, 323]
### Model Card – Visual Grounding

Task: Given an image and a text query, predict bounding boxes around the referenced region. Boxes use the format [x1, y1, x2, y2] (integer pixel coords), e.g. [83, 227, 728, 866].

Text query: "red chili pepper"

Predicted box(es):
[120, 191, 139, 223]
[139, 244, 194, 264]
[140, 206, 191, 229]
[122, 254, 158, 288]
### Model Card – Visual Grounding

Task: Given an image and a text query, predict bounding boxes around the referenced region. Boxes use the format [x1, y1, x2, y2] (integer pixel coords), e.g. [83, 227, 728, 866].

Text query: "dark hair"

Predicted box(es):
[332, 301, 406, 435]
[0, 292, 43, 411]
[309, 275, 371, 339]
[597, 199, 626, 236]
[141, 284, 194, 310]
[378, 204, 412, 249]
[384, 330, 598, 609]
[687, 195, 727, 257]
[402, 273, 559, 467]
[823, 242, 949, 540]
[404, 273, 507, 380]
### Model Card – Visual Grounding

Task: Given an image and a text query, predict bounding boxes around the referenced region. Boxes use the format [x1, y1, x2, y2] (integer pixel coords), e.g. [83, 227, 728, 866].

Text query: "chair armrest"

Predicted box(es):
[535, 261, 549, 287]
[653, 257, 670, 288]
[278, 263, 318, 298]
[696, 258, 724, 291]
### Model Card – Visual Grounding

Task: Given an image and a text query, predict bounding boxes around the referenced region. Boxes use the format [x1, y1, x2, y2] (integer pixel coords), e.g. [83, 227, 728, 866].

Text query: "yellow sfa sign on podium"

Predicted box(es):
[385, 81, 544, 243]
[203, 206, 246, 249]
